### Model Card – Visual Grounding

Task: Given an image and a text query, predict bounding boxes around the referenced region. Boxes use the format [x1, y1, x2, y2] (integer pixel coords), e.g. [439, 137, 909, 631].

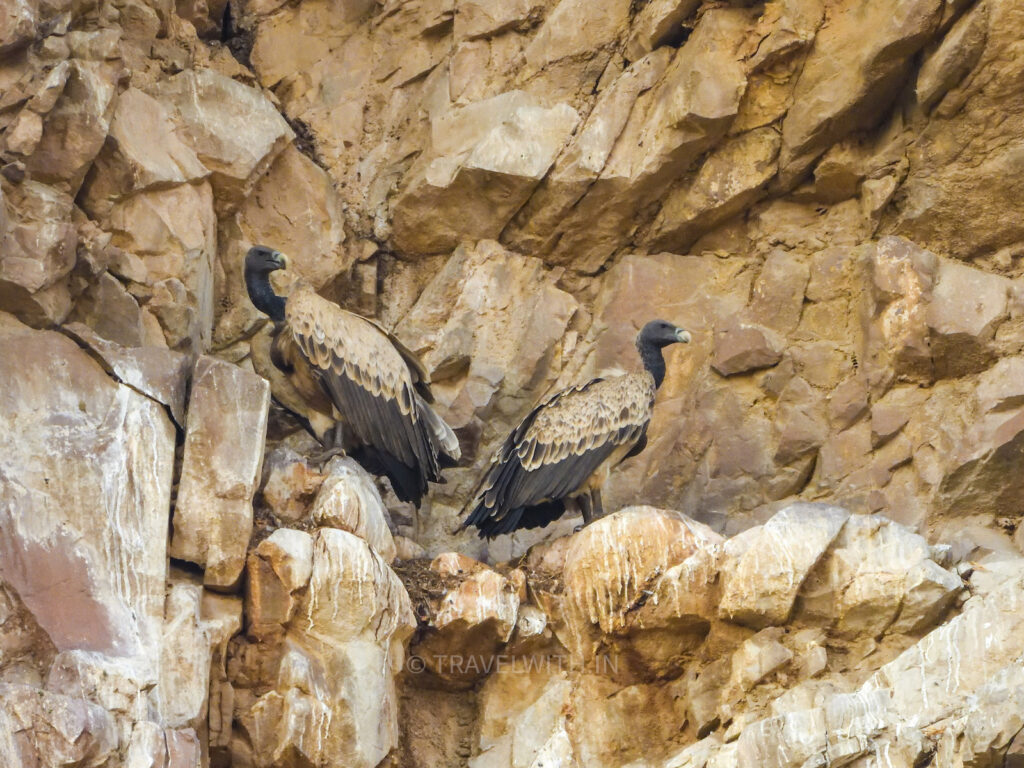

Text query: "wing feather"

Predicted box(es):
[462, 374, 656, 536]
[284, 284, 453, 502]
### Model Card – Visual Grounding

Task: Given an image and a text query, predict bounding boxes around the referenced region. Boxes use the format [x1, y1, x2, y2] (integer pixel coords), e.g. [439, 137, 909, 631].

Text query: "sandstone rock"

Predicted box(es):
[0, 1, 37, 54]
[780, 0, 943, 174]
[748, 249, 811, 335]
[926, 257, 1009, 378]
[938, 408, 1024, 519]
[562, 507, 720, 668]
[649, 127, 780, 252]
[80, 87, 209, 215]
[0, 683, 117, 767]
[68, 271, 147, 347]
[469, 672, 574, 768]
[712, 320, 785, 376]
[311, 457, 397, 563]
[0, 313, 174, 679]
[773, 377, 828, 464]
[624, 0, 701, 60]
[260, 447, 325, 523]
[159, 578, 241, 729]
[719, 503, 848, 628]
[24, 60, 119, 194]
[533, 8, 752, 270]
[828, 376, 869, 429]
[61, 322, 190, 427]
[797, 514, 960, 638]
[239, 529, 415, 768]
[170, 355, 270, 589]
[0, 179, 76, 300]
[455, 0, 542, 40]
[523, 0, 629, 74]
[149, 69, 294, 212]
[864, 236, 936, 385]
[394, 535, 428, 561]
[890, 0, 1024, 259]
[391, 91, 579, 254]
[245, 541, 298, 638]
[503, 48, 674, 258]
[413, 564, 520, 687]
[104, 181, 217, 353]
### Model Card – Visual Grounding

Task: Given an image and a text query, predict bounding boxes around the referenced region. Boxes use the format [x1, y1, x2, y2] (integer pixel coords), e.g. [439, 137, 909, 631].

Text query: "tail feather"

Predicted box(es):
[415, 393, 461, 466]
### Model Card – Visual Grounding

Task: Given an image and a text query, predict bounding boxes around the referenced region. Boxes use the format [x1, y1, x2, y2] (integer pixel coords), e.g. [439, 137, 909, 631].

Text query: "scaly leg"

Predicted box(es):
[307, 423, 347, 465]
[573, 493, 593, 533]
[591, 487, 604, 522]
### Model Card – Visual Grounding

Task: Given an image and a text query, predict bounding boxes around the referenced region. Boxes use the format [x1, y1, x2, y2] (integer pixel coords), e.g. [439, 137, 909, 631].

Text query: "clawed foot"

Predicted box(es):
[307, 446, 347, 466]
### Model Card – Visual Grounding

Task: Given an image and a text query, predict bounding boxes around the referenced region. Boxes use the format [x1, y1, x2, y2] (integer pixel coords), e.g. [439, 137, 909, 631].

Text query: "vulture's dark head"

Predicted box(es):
[638, 319, 691, 348]
[245, 245, 288, 274]
[244, 245, 289, 322]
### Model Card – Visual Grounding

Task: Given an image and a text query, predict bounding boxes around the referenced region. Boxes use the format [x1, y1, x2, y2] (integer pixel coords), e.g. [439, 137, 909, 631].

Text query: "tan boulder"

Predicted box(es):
[891, 0, 1024, 259]
[562, 507, 721, 674]
[246, 530, 315, 638]
[260, 447, 325, 523]
[170, 355, 271, 589]
[711, 319, 786, 377]
[390, 91, 579, 254]
[779, 0, 942, 174]
[23, 60, 119, 194]
[311, 457, 397, 563]
[504, 48, 674, 258]
[455, 0, 543, 40]
[412, 563, 521, 688]
[158, 578, 242, 729]
[0, 683, 117, 767]
[719, 503, 849, 629]
[926, 257, 1010, 378]
[648, 126, 781, 252]
[59, 322, 189, 427]
[79, 86, 209, 216]
[149, 68, 294, 212]
[797, 514, 960, 638]
[624, 0, 701, 60]
[0, 180, 76, 326]
[863, 236, 936, 385]
[0, 0, 38, 54]
[238, 529, 415, 768]
[535, 7, 752, 271]
[105, 181, 217, 353]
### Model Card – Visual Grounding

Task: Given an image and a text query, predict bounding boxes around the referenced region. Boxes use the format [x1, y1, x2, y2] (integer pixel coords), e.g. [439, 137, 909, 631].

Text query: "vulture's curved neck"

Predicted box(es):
[245, 267, 286, 322]
[637, 340, 666, 389]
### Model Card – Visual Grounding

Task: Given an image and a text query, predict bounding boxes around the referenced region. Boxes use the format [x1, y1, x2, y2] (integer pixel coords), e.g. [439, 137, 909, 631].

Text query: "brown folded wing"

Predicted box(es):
[284, 284, 441, 485]
[463, 374, 655, 533]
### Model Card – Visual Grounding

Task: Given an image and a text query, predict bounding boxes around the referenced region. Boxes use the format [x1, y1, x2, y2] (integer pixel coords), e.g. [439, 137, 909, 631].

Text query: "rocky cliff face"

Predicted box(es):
[3, 0, 1024, 765]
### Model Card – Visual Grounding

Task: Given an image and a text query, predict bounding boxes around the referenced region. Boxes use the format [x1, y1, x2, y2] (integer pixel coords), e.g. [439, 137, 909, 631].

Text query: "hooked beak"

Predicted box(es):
[272, 250, 289, 270]
[674, 327, 691, 343]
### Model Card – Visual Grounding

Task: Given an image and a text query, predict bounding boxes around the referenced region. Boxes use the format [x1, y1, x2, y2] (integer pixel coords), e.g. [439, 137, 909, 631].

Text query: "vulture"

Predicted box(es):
[244, 244, 460, 506]
[460, 320, 691, 538]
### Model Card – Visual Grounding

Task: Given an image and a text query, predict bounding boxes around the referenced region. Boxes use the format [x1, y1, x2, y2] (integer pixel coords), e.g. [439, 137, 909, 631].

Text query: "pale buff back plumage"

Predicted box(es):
[519, 375, 655, 470]
[460, 318, 690, 538]
[285, 283, 419, 417]
[245, 245, 460, 508]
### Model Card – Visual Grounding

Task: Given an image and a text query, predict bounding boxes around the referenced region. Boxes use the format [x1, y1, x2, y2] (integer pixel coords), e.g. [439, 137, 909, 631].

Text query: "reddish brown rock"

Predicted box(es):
[712, 320, 786, 377]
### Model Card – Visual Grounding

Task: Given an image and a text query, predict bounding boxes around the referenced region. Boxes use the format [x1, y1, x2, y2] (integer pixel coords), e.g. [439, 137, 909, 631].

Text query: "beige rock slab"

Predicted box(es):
[718, 503, 849, 629]
[149, 68, 294, 212]
[170, 355, 270, 589]
[0, 313, 174, 676]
